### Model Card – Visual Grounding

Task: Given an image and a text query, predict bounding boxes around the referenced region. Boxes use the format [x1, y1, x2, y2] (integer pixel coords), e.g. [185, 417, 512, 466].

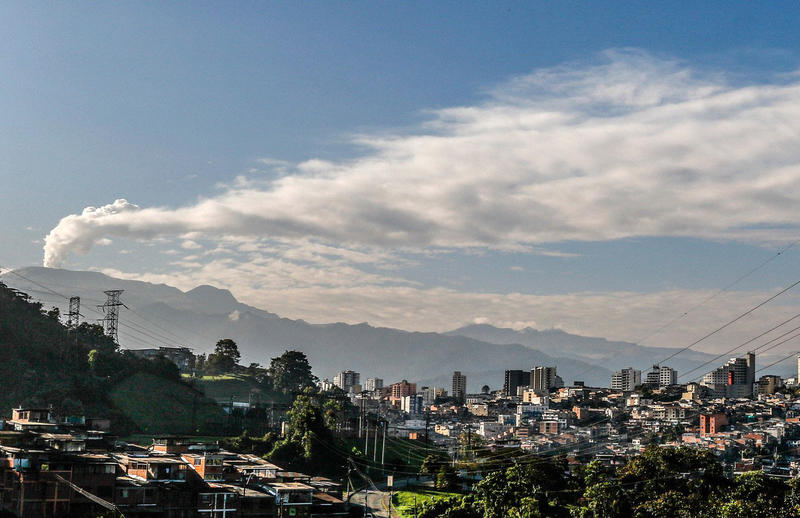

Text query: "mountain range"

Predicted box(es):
[4, 267, 779, 391]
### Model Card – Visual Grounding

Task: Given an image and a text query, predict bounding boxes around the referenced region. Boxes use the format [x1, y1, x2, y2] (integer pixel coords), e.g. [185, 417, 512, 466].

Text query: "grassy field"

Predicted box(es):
[391, 489, 460, 517]
[110, 372, 228, 435]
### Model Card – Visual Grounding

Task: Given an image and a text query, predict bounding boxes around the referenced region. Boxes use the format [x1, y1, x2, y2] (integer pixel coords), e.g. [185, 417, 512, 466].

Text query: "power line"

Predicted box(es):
[678, 312, 800, 380]
[755, 349, 800, 375]
[2, 267, 217, 350]
[636, 240, 799, 347]
[655, 277, 800, 366]
[0, 266, 210, 351]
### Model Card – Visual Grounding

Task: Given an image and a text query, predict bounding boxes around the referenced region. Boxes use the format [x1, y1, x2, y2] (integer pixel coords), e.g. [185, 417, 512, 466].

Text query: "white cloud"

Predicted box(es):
[181, 240, 202, 250]
[38, 50, 800, 353]
[42, 50, 800, 268]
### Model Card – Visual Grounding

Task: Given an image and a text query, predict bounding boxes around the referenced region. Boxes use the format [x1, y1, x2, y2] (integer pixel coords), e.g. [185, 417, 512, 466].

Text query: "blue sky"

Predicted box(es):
[3, 2, 800, 354]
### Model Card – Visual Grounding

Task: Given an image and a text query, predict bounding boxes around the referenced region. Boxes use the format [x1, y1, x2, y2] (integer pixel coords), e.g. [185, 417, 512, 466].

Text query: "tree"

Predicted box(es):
[267, 388, 336, 473]
[194, 354, 206, 374]
[268, 350, 317, 394]
[206, 338, 240, 374]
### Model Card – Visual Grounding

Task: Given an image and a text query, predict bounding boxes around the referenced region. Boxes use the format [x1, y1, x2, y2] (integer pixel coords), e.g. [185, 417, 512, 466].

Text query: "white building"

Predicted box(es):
[365, 377, 383, 391]
[644, 365, 678, 387]
[521, 390, 549, 406]
[401, 395, 424, 415]
[611, 367, 641, 391]
[333, 370, 360, 392]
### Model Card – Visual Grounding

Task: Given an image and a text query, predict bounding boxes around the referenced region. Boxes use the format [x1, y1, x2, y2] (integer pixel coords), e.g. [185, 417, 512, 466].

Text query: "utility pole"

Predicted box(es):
[381, 421, 386, 466]
[359, 397, 365, 438]
[467, 424, 472, 461]
[67, 296, 80, 328]
[373, 422, 378, 462]
[98, 289, 124, 344]
[425, 411, 430, 446]
[365, 420, 370, 457]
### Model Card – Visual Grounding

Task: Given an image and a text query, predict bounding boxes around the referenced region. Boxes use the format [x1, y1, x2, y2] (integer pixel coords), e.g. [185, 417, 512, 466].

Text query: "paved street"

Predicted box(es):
[349, 488, 397, 518]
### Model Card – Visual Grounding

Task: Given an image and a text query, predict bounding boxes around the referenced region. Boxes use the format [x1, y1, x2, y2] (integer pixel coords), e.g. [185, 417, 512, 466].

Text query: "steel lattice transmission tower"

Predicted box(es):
[98, 290, 124, 344]
[67, 296, 81, 328]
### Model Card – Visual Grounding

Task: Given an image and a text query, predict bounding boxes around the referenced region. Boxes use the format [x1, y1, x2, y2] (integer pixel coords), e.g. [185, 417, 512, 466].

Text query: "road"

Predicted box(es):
[348, 476, 431, 517]
[349, 488, 397, 518]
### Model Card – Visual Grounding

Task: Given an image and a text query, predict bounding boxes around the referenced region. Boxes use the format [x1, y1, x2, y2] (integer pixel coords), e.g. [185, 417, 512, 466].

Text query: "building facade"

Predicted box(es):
[333, 370, 360, 392]
[364, 378, 383, 391]
[452, 371, 467, 404]
[390, 380, 417, 399]
[644, 365, 678, 387]
[503, 370, 531, 397]
[530, 366, 558, 392]
[700, 353, 755, 399]
[611, 367, 641, 391]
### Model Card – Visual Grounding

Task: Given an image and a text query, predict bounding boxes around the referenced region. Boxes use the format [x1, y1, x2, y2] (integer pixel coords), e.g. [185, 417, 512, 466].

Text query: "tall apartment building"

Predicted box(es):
[530, 366, 558, 392]
[365, 378, 383, 391]
[401, 395, 424, 415]
[452, 371, 467, 403]
[700, 352, 755, 398]
[503, 370, 531, 397]
[611, 367, 641, 391]
[390, 380, 417, 399]
[333, 370, 360, 392]
[644, 365, 677, 387]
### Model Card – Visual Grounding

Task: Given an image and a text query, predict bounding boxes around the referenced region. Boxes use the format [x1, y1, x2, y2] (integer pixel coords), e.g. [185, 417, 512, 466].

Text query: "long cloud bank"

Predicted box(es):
[44, 50, 800, 267]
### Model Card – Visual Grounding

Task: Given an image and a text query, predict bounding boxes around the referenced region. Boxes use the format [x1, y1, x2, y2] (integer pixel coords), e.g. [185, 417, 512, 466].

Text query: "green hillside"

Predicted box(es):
[188, 374, 290, 405]
[110, 373, 227, 434]
[0, 281, 226, 435]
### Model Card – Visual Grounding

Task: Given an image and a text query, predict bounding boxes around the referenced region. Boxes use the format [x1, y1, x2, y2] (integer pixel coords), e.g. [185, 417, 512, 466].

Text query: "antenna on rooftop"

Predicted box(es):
[98, 290, 124, 344]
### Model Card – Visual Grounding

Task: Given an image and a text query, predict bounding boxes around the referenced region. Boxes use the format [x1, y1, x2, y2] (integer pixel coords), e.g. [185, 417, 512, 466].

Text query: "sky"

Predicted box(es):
[2, 2, 800, 355]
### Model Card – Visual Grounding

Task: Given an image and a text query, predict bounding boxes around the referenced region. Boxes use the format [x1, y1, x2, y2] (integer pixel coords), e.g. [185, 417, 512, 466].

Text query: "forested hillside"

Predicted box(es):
[0, 281, 225, 434]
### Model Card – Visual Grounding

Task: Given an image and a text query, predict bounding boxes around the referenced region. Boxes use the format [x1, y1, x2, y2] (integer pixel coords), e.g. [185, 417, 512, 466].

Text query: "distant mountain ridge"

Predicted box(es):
[1, 267, 739, 390]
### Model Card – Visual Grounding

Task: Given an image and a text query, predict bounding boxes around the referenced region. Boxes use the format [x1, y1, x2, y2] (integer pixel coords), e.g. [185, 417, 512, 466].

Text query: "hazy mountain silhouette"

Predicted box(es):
[1, 267, 748, 391]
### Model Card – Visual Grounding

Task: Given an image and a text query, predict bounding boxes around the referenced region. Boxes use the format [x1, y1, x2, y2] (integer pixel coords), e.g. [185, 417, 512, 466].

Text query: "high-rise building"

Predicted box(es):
[333, 370, 360, 392]
[700, 352, 756, 399]
[390, 380, 417, 399]
[611, 367, 641, 391]
[503, 370, 531, 397]
[644, 365, 677, 387]
[452, 371, 467, 403]
[365, 378, 383, 391]
[530, 366, 558, 392]
[401, 395, 424, 415]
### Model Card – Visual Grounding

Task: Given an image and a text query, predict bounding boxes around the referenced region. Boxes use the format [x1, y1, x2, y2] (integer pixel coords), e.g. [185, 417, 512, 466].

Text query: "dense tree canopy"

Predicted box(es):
[417, 446, 800, 518]
[205, 338, 241, 373]
[268, 350, 317, 394]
